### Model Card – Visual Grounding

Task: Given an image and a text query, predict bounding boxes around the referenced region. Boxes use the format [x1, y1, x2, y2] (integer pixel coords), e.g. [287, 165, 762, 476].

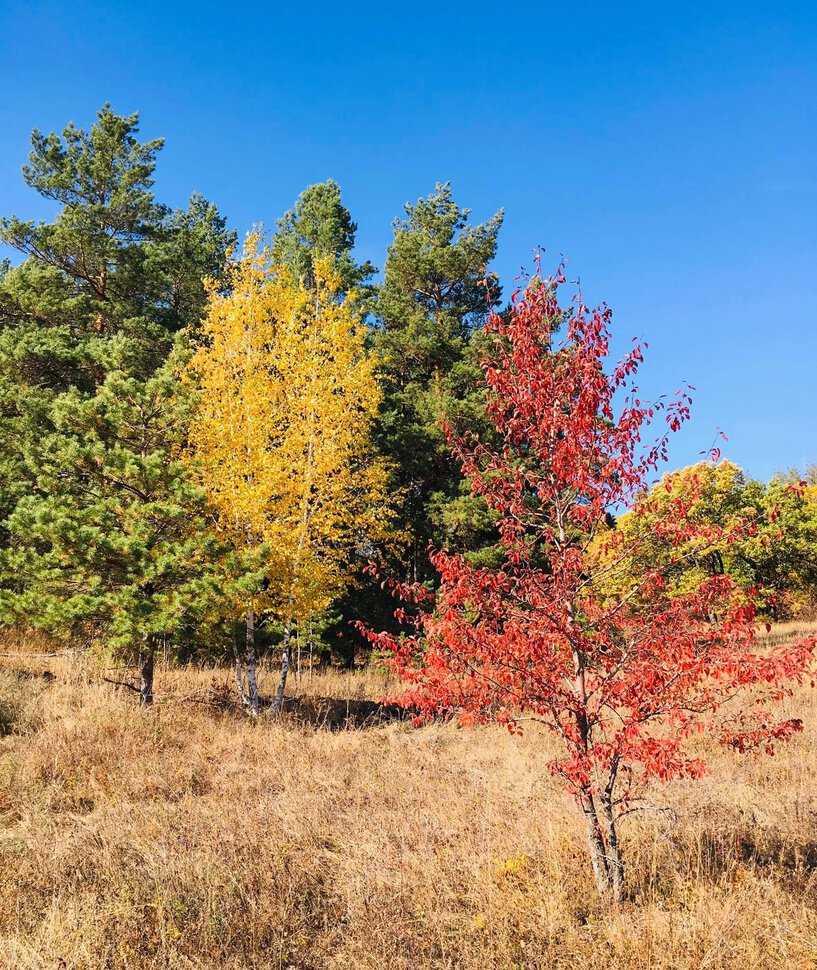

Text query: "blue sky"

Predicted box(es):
[0, 1, 814, 481]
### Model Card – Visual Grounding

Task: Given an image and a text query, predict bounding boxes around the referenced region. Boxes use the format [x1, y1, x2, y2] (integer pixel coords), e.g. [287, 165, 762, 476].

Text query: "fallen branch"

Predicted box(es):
[102, 676, 141, 695]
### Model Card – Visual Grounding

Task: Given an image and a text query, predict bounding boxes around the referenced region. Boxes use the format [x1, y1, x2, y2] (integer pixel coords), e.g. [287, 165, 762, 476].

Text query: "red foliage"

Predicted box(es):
[362, 266, 816, 882]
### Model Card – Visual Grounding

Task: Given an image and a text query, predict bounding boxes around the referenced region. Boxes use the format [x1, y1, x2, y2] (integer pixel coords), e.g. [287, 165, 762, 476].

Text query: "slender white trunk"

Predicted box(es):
[579, 783, 625, 902]
[308, 618, 314, 683]
[272, 618, 292, 714]
[556, 497, 625, 902]
[233, 640, 248, 709]
[245, 607, 259, 716]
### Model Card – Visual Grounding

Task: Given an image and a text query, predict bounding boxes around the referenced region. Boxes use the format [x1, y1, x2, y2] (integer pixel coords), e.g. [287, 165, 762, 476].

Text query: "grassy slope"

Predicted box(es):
[0, 625, 816, 970]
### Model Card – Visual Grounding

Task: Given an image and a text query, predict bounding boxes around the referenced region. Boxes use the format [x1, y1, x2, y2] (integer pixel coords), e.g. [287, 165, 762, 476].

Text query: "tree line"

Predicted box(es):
[0, 106, 503, 705]
[0, 105, 814, 710]
[1, 105, 815, 901]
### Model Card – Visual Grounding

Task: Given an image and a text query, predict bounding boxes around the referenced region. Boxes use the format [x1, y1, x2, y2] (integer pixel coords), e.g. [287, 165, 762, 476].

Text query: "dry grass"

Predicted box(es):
[1, 628, 816, 969]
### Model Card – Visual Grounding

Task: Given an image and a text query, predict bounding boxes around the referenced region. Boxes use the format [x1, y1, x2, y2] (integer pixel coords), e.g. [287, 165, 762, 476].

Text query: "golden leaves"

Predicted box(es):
[187, 235, 393, 620]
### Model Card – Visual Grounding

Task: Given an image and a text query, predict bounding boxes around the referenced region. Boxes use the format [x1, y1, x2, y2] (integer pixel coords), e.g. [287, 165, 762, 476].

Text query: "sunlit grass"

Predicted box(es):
[0, 624, 815, 969]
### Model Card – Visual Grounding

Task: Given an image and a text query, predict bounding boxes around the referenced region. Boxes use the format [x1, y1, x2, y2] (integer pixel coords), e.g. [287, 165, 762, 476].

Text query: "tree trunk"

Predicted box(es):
[139, 637, 155, 707]
[233, 640, 248, 709]
[272, 618, 292, 714]
[308, 618, 314, 683]
[599, 789, 625, 903]
[580, 791, 611, 896]
[579, 786, 625, 903]
[245, 607, 259, 716]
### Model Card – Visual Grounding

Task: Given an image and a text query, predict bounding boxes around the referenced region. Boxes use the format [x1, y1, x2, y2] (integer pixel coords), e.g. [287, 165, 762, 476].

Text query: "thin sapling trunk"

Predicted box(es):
[272, 618, 292, 714]
[245, 606, 259, 716]
[233, 639, 248, 709]
[580, 791, 612, 897]
[139, 636, 155, 707]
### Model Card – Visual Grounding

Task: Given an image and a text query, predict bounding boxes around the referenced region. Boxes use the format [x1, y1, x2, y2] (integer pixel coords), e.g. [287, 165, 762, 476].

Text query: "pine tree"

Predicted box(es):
[332, 184, 503, 662]
[375, 182, 504, 571]
[0, 106, 234, 703]
[271, 179, 375, 294]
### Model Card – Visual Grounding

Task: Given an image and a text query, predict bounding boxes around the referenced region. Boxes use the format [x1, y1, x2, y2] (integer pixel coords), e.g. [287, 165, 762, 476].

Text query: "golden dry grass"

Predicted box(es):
[0, 627, 816, 969]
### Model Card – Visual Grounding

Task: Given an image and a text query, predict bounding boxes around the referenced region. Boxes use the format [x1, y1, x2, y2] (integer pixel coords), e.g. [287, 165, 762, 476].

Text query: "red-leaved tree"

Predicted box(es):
[362, 266, 816, 901]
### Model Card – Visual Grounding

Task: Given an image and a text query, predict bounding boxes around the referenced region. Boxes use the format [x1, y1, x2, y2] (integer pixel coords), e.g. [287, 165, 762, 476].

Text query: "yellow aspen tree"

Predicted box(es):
[186, 234, 392, 713]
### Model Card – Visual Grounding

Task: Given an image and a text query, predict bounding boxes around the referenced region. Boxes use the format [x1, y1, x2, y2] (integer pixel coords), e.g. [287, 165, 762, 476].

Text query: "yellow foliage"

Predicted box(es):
[588, 460, 752, 603]
[186, 234, 393, 622]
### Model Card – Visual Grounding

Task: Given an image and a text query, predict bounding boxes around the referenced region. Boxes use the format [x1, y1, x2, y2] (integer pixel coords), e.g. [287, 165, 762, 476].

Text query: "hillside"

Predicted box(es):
[1, 625, 816, 970]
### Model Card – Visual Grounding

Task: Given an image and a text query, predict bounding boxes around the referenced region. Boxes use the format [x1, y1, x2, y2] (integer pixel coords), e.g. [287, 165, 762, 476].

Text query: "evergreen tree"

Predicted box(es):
[150, 193, 235, 331]
[0, 106, 235, 703]
[331, 183, 503, 663]
[271, 179, 375, 294]
[0, 355, 232, 703]
[374, 182, 504, 574]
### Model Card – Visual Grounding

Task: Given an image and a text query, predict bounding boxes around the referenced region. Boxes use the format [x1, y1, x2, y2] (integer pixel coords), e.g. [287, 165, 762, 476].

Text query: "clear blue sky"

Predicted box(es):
[1, 1, 814, 481]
